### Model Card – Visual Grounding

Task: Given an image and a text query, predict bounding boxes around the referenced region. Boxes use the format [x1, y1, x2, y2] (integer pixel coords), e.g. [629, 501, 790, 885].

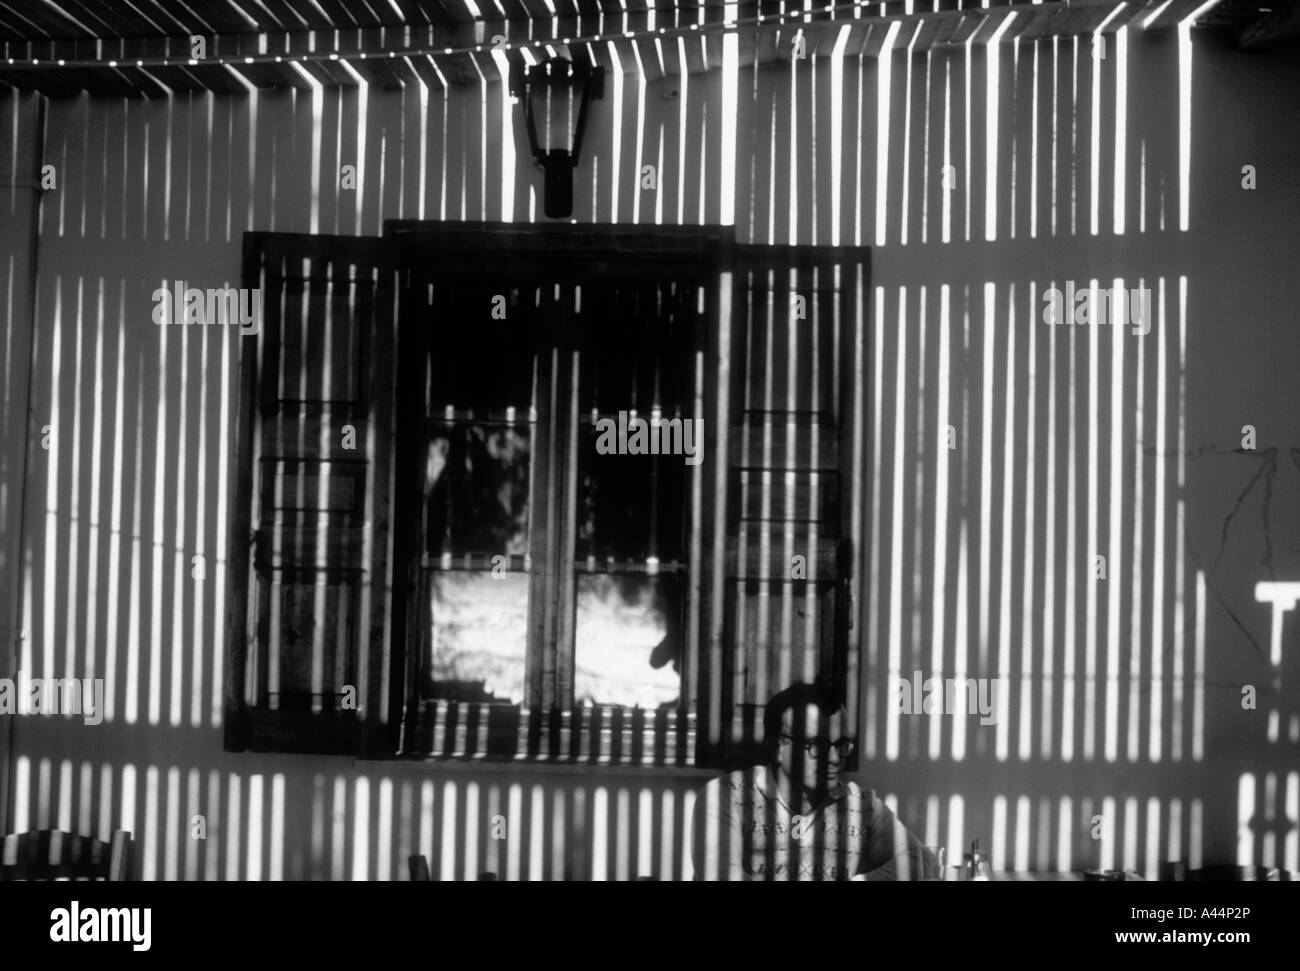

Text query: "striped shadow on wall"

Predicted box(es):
[3, 16, 1295, 877]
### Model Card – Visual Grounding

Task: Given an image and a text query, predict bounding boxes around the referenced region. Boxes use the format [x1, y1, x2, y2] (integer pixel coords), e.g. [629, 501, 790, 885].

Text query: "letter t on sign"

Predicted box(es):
[1255, 582, 1300, 667]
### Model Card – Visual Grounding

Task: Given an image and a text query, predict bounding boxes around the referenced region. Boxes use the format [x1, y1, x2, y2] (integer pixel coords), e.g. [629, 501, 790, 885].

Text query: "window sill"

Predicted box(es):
[399, 700, 706, 768]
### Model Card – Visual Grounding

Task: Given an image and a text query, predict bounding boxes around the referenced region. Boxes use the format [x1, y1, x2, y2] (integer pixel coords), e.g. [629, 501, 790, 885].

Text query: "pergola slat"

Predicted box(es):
[0, 0, 1257, 98]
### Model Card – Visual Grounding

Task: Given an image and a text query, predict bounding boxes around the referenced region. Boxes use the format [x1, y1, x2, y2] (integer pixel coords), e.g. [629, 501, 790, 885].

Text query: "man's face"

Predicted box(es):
[776, 704, 854, 795]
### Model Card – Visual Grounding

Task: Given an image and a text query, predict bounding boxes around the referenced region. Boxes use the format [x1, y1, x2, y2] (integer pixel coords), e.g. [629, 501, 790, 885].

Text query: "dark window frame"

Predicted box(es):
[226, 223, 870, 771]
[387, 223, 723, 763]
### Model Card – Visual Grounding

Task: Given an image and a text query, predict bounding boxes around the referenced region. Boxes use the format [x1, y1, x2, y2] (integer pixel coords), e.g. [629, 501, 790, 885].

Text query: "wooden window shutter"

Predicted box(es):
[225, 233, 396, 755]
[698, 243, 871, 768]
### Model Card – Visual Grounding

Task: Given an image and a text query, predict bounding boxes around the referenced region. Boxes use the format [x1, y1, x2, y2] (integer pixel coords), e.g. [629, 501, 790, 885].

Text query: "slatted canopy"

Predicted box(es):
[0, 0, 1278, 97]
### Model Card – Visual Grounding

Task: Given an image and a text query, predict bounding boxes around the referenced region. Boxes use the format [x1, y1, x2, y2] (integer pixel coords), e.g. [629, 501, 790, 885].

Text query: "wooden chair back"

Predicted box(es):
[408, 854, 499, 881]
[0, 829, 134, 881]
[409, 854, 431, 880]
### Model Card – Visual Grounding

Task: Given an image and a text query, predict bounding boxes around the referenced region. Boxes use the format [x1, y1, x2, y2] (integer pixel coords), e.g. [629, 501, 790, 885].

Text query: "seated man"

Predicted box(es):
[691, 681, 934, 880]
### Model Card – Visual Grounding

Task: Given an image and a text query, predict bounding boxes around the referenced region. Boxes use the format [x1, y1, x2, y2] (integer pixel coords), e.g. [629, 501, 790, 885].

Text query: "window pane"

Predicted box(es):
[419, 278, 539, 707]
[575, 280, 691, 566]
[427, 571, 528, 704]
[426, 421, 531, 558]
[577, 419, 685, 565]
[574, 575, 680, 708]
[427, 282, 536, 417]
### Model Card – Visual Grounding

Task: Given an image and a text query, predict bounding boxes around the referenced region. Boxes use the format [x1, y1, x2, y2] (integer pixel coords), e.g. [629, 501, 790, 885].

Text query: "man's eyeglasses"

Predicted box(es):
[779, 735, 855, 759]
